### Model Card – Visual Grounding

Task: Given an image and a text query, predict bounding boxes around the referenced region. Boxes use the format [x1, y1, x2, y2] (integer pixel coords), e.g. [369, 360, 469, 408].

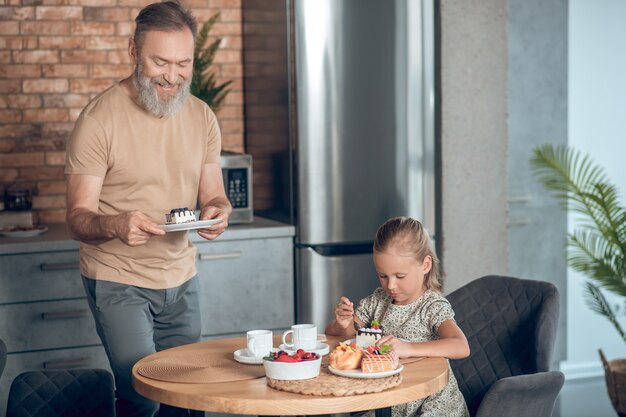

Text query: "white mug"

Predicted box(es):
[246, 329, 273, 358]
[282, 324, 317, 350]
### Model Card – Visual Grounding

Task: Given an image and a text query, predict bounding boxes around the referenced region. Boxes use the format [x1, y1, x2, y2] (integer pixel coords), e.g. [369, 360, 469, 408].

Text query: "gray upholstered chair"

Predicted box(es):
[6, 368, 114, 417]
[447, 275, 564, 417]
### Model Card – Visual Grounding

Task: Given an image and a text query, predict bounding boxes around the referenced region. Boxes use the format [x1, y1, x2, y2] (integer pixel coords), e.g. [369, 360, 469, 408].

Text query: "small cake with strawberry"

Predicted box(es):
[361, 344, 399, 373]
[356, 319, 384, 347]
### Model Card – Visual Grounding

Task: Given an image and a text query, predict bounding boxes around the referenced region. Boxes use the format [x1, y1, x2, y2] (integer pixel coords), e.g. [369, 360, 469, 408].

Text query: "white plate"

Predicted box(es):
[0, 225, 48, 238]
[158, 219, 221, 232]
[233, 348, 281, 365]
[278, 342, 330, 356]
[328, 364, 404, 379]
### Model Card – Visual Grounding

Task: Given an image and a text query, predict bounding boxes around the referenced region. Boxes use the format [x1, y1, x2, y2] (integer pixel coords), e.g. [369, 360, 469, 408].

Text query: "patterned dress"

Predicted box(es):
[356, 288, 469, 417]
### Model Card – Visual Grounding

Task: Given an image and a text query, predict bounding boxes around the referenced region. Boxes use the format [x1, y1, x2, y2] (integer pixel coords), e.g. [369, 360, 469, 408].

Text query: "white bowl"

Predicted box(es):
[262, 356, 322, 380]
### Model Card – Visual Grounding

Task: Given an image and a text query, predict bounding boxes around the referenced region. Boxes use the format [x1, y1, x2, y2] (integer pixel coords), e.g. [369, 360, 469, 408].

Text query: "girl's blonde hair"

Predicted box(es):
[373, 216, 442, 292]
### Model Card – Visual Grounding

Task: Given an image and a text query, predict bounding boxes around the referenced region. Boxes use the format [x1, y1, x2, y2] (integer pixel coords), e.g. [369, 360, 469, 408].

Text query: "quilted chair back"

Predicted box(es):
[447, 275, 560, 417]
[0, 338, 6, 379]
[6, 369, 114, 417]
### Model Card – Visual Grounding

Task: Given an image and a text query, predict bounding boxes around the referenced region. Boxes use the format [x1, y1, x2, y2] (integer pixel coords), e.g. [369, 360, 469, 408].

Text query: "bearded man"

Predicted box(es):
[64, 2, 231, 416]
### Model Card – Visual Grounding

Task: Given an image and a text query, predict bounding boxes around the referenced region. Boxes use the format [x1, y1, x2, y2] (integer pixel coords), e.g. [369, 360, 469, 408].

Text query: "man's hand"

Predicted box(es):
[111, 211, 165, 246]
[197, 163, 232, 241]
[67, 174, 164, 246]
[196, 205, 229, 241]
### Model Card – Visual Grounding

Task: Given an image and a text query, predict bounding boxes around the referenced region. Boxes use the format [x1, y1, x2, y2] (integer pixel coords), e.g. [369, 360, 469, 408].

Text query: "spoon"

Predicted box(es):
[352, 315, 361, 332]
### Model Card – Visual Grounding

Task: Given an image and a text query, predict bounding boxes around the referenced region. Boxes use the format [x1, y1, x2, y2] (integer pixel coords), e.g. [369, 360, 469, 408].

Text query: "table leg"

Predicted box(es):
[375, 407, 391, 417]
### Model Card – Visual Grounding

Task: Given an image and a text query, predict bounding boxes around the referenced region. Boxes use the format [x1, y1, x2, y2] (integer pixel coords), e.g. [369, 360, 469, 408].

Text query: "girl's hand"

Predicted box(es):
[335, 296, 354, 330]
[377, 335, 412, 358]
[375, 320, 470, 360]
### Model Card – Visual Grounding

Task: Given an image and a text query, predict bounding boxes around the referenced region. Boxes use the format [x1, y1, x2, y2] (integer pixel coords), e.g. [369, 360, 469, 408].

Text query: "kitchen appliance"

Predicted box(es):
[4, 185, 32, 211]
[220, 152, 253, 224]
[291, 0, 436, 328]
[0, 184, 34, 228]
[242, 0, 436, 328]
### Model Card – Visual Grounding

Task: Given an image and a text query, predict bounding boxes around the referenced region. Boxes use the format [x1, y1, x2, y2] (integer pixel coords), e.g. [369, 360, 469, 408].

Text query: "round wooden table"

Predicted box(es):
[132, 335, 449, 415]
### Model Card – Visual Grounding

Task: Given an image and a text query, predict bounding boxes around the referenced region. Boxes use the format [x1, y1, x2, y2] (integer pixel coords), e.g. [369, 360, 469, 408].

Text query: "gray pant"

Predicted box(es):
[82, 275, 201, 417]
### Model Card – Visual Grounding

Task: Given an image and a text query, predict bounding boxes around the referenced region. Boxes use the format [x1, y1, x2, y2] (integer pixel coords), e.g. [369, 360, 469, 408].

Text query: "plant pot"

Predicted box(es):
[600, 349, 626, 417]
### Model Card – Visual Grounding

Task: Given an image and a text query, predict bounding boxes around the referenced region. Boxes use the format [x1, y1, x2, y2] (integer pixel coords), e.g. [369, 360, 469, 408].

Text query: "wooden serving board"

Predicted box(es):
[267, 365, 402, 396]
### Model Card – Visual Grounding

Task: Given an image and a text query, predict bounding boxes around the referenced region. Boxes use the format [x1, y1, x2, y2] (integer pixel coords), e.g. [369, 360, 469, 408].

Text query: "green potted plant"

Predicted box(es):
[191, 12, 232, 111]
[531, 144, 626, 416]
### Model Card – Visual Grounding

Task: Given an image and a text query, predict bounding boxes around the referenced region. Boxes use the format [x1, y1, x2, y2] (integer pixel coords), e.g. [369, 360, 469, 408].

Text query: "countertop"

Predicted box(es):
[0, 216, 295, 255]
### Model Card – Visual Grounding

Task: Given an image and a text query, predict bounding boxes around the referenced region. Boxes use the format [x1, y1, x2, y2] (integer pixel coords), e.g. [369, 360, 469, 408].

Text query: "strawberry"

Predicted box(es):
[275, 355, 299, 362]
[267, 349, 319, 362]
[367, 344, 391, 355]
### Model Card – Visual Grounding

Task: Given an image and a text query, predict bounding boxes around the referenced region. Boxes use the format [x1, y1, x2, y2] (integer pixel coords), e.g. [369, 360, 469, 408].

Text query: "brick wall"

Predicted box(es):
[241, 0, 290, 215]
[0, 0, 244, 224]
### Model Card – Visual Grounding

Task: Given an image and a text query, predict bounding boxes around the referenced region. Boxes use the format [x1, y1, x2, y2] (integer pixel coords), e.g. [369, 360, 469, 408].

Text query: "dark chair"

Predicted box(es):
[447, 275, 564, 417]
[6, 368, 114, 417]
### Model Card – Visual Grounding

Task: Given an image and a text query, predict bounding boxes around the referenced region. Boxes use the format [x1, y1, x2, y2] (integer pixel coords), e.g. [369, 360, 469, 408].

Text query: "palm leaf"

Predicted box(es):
[531, 145, 608, 213]
[569, 231, 626, 296]
[531, 144, 626, 254]
[532, 144, 626, 344]
[588, 183, 626, 252]
[583, 281, 626, 344]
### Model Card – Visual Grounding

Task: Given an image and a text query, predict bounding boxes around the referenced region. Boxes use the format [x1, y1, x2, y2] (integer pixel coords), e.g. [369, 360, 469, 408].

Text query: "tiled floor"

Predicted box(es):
[556, 376, 616, 417]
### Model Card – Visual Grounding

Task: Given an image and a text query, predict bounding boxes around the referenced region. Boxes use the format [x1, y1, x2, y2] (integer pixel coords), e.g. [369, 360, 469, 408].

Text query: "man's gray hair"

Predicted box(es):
[133, 1, 198, 53]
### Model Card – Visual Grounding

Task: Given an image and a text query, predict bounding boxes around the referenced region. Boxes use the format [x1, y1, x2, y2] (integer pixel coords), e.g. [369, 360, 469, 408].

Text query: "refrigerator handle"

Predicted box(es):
[298, 243, 373, 257]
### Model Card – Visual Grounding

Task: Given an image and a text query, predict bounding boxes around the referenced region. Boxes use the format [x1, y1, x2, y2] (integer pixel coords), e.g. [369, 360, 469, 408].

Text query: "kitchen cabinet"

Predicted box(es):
[196, 236, 294, 336]
[0, 217, 295, 415]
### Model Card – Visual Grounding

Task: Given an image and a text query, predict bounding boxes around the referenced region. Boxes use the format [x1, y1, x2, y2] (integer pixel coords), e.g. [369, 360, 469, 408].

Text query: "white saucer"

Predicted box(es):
[278, 342, 330, 356]
[233, 348, 279, 365]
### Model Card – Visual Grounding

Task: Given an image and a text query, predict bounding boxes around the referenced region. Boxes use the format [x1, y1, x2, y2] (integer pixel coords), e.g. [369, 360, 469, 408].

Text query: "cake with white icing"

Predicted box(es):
[356, 319, 383, 347]
[165, 207, 196, 225]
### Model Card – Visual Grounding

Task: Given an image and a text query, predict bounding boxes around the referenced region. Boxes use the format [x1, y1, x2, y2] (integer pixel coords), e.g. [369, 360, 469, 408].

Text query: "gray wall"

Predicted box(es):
[507, 0, 568, 365]
[439, 0, 509, 293]
[439, 0, 568, 366]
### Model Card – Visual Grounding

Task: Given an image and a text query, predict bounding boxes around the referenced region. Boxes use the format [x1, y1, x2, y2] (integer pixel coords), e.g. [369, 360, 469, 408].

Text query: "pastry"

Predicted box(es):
[329, 342, 363, 370]
[165, 207, 196, 224]
[361, 345, 399, 373]
[356, 319, 383, 347]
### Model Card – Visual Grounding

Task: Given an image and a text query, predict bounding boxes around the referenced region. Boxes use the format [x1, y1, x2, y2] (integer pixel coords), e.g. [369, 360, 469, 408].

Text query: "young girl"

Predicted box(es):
[325, 216, 470, 417]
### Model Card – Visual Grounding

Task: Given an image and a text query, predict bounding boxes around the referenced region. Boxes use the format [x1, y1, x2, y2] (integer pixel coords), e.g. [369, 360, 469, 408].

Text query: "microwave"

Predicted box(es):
[220, 152, 253, 223]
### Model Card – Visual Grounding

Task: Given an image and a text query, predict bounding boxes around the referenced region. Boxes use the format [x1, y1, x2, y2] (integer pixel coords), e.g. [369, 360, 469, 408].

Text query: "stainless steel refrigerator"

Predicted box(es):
[290, 0, 437, 328]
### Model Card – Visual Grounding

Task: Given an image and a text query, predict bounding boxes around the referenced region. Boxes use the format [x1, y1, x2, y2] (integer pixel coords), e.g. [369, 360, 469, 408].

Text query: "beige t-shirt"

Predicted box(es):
[65, 82, 221, 289]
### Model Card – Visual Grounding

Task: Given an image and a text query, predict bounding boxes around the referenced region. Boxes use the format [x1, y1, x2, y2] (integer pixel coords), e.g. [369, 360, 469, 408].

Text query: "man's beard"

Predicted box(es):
[132, 64, 191, 118]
